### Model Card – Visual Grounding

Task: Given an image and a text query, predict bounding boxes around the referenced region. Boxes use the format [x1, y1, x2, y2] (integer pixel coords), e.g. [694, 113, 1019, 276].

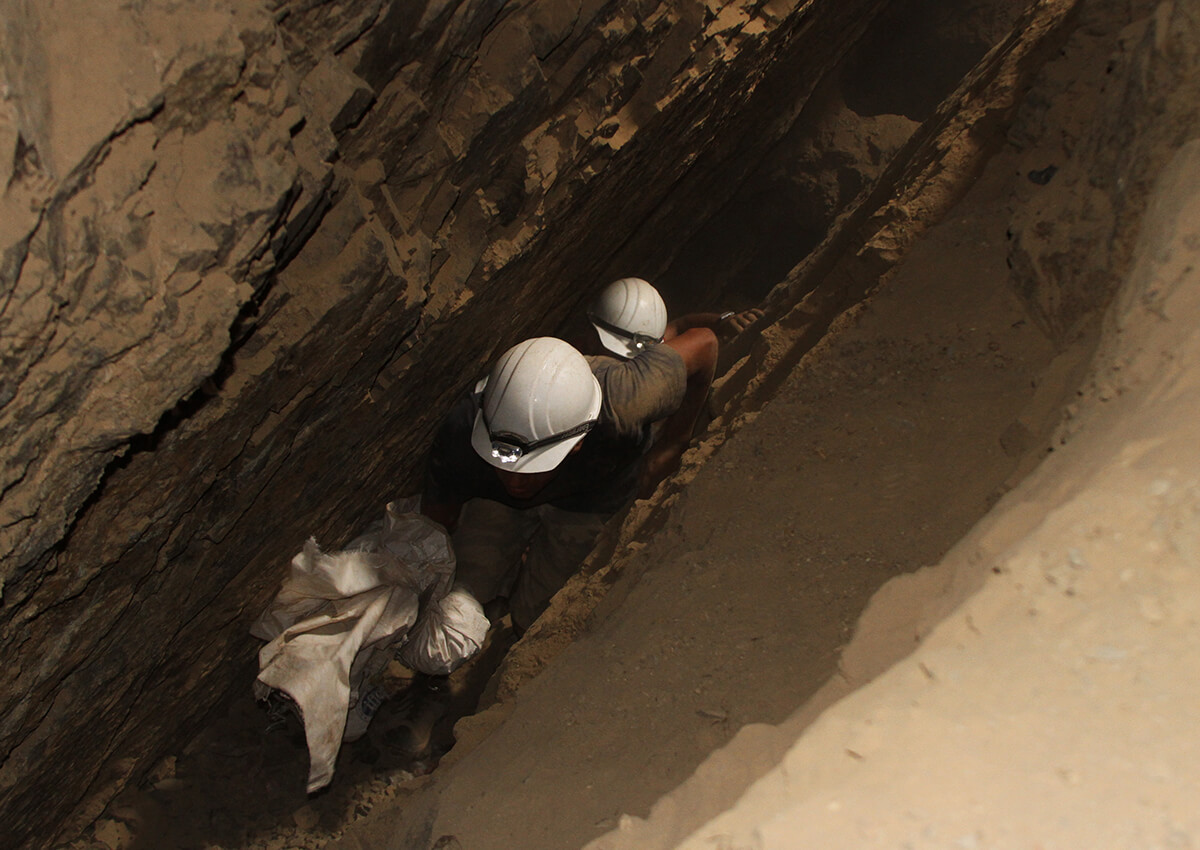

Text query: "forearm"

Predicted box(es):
[642, 327, 718, 495]
[665, 312, 725, 340]
[655, 366, 712, 448]
[666, 309, 763, 341]
[663, 327, 718, 435]
[640, 378, 707, 498]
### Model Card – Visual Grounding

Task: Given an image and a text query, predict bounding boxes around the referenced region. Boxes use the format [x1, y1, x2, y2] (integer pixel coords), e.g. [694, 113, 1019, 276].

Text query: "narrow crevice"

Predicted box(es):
[9, 2, 1190, 849]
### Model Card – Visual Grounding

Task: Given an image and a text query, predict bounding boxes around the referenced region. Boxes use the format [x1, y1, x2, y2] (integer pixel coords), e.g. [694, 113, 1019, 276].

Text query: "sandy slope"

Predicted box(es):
[662, 134, 1200, 850]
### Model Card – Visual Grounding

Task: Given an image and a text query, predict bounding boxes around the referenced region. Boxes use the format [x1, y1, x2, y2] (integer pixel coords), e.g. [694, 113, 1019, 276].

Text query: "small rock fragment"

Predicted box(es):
[292, 804, 321, 830]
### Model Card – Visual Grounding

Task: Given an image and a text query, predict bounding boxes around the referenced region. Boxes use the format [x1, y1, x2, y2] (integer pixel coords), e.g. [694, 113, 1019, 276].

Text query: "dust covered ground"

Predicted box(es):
[67, 2, 1198, 848]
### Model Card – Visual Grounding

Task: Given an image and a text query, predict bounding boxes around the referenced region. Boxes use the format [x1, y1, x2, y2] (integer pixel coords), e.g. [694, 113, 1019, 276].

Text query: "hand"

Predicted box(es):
[717, 308, 764, 338]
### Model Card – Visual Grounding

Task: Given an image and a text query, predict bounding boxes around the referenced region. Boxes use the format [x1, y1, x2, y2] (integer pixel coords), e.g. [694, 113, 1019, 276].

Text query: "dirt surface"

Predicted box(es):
[65, 2, 1200, 848]
[662, 131, 1200, 847]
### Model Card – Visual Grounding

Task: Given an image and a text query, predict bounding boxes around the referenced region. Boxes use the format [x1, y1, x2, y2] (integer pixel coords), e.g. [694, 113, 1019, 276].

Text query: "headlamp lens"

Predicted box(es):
[490, 442, 523, 463]
[630, 332, 659, 352]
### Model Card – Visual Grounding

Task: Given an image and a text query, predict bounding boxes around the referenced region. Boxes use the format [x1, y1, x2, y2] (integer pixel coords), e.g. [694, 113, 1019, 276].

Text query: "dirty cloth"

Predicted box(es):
[399, 586, 491, 675]
[252, 501, 465, 792]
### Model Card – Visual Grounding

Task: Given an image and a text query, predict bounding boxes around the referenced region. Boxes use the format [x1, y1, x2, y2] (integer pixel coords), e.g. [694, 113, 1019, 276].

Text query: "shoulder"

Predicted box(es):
[587, 345, 686, 436]
[587, 345, 685, 384]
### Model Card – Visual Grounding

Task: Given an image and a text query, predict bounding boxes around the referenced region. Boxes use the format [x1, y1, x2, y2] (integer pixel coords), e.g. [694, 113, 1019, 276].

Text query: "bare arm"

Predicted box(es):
[665, 308, 764, 341]
[640, 327, 719, 496]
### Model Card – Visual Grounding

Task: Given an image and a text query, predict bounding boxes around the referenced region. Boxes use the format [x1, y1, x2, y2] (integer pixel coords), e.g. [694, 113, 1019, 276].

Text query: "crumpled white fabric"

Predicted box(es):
[251, 500, 457, 793]
[399, 587, 490, 676]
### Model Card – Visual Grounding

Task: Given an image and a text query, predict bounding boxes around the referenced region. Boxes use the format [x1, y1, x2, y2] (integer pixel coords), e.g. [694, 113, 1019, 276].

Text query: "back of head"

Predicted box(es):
[471, 337, 603, 473]
[588, 277, 668, 359]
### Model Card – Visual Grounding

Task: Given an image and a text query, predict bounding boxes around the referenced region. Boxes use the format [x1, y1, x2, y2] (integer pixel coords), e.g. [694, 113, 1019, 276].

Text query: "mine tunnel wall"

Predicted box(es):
[3, 0, 1185, 846]
[1, 0, 900, 844]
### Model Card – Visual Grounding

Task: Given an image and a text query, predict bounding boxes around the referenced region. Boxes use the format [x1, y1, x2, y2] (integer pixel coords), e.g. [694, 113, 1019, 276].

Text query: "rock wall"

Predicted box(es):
[1006, 0, 1197, 343]
[1, 0, 914, 846]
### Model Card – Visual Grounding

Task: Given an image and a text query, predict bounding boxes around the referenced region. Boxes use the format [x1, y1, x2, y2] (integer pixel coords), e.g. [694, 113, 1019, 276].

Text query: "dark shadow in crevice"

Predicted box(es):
[841, 0, 999, 121]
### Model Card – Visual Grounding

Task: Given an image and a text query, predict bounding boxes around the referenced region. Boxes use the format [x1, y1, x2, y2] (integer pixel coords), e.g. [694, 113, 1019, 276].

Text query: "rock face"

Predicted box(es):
[1006, 0, 1200, 343]
[0, 0, 951, 845]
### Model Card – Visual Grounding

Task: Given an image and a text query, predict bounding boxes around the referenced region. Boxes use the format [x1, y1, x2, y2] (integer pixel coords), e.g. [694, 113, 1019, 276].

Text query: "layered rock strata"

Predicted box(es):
[1, 0, 909, 845]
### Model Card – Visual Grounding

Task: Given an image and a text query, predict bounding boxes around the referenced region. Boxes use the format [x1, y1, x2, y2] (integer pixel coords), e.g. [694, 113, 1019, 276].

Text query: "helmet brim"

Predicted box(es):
[470, 408, 588, 474]
[591, 322, 638, 359]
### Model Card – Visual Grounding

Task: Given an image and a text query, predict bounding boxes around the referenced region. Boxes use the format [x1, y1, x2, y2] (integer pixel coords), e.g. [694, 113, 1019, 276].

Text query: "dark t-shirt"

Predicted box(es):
[424, 344, 686, 514]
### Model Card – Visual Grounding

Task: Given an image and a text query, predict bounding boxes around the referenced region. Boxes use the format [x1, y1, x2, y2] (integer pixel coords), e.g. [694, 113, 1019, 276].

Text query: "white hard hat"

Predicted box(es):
[588, 277, 668, 358]
[470, 337, 603, 473]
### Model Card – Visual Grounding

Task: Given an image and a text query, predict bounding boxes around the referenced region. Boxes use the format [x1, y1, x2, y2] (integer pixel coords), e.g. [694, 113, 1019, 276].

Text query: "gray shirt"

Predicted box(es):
[587, 345, 688, 439]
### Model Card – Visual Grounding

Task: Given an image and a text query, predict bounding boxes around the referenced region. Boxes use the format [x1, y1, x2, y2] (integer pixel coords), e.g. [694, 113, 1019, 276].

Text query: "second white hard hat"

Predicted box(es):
[470, 337, 603, 473]
[588, 277, 668, 359]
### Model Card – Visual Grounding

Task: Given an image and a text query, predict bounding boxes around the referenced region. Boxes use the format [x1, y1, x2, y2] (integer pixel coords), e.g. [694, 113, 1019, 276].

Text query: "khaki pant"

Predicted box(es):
[451, 499, 608, 632]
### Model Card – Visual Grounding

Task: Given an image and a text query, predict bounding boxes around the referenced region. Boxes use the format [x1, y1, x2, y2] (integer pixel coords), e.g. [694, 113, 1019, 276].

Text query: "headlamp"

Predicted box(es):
[588, 312, 663, 354]
[481, 413, 598, 465]
[490, 440, 524, 464]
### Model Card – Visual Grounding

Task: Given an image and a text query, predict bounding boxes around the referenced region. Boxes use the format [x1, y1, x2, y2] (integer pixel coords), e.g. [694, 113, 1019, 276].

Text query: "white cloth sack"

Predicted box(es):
[399, 587, 490, 676]
[251, 500, 457, 793]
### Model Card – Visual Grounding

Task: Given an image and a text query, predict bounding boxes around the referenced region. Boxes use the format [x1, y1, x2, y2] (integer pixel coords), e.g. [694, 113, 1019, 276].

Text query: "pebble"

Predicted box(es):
[1148, 478, 1172, 497]
[93, 818, 132, 850]
[1086, 645, 1128, 662]
[292, 804, 320, 830]
[1138, 595, 1166, 623]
